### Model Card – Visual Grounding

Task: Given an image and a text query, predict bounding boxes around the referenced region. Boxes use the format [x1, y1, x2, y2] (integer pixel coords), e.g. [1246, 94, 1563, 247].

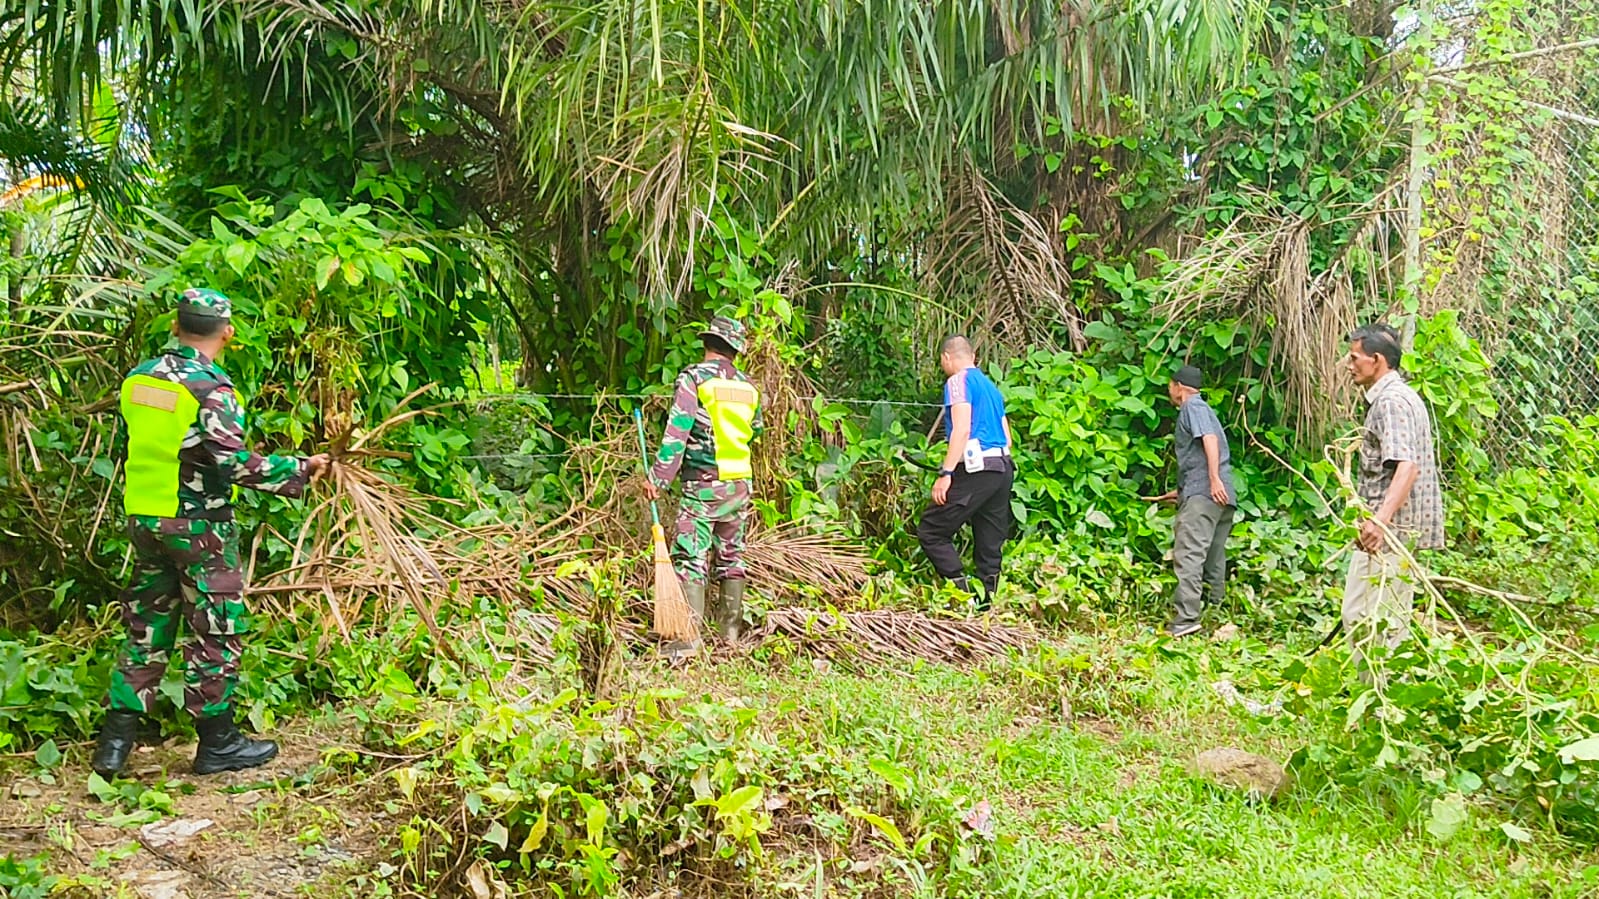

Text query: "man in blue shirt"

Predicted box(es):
[916, 336, 1015, 609]
[1144, 365, 1237, 637]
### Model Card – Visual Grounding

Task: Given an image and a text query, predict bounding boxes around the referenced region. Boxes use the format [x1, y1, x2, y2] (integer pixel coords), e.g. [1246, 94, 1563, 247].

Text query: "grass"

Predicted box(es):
[6, 619, 1599, 897]
[683, 626, 1599, 898]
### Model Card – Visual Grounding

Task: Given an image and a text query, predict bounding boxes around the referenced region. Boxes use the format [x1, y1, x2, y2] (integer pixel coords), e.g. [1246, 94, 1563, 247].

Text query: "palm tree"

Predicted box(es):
[3, 0, 1268, 382]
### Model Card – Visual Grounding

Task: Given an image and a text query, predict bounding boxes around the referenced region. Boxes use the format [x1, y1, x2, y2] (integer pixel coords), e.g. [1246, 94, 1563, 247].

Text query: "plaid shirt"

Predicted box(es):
[1357, 371, 1445, 549]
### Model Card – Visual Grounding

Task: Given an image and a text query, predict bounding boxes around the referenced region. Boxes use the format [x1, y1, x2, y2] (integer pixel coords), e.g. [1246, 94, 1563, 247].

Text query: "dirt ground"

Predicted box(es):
[1, 719, 387, 899]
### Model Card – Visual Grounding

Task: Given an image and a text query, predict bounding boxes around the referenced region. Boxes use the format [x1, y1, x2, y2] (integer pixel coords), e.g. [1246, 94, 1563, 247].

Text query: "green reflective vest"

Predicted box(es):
[119, 374, 246, 517]
[697, 377, 759, 480]
[120, 375, 200, 518]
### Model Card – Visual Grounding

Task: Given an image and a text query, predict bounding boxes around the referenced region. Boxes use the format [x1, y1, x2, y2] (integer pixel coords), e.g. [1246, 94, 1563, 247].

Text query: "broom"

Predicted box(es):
[633, 408, 699, 644]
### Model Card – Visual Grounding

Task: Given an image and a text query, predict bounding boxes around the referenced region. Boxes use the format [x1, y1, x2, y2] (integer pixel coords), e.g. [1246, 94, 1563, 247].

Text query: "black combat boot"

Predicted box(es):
[91, 710, 143, 778]
[192, 709, 278, 775]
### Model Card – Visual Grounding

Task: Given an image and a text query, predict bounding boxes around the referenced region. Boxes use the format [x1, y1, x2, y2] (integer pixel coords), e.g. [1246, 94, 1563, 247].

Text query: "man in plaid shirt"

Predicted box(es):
[1343, 322, 1444, 661]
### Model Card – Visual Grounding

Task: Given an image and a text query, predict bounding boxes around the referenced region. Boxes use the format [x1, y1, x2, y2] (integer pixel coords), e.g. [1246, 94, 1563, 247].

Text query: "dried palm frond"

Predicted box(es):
[1156, 185, 1403, 441]
[926, 160, 1083, 357]
[755, 608, 1034, 666]
[252, 386, 576, 645]
[251, 395, 875, 644]
[744, 524, 872, 604]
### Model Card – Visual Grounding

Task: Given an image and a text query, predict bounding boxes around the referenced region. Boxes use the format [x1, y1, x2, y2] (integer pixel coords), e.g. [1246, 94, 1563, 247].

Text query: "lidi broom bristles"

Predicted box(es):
[651, 519, 696, 639]
[635, 409, 699, 647]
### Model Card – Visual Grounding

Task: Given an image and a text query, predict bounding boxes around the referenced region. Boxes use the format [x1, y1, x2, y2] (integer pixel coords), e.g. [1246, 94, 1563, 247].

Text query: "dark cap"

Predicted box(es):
[178, 287, 232, 321]
[1172, 365, 1203, 389]
[699, 315, 748, 354]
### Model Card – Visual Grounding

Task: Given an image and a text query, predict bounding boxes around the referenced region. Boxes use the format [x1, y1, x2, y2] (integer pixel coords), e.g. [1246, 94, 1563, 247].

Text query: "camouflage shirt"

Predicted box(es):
[651, 358, 763, 487]
[117, 344, 310, 520]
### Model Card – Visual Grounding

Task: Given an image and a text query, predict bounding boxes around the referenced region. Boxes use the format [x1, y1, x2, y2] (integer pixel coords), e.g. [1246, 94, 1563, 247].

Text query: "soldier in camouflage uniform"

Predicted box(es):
[92, 288, 328, 778]
[644, 316, 762, 643]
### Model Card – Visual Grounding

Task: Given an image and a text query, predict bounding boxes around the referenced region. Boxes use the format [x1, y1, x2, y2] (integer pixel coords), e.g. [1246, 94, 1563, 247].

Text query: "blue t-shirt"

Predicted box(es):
[943, 366, 1008, 458]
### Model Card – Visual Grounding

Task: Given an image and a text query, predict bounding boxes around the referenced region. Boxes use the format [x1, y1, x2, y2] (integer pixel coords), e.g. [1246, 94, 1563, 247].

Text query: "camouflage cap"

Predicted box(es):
[178, 287, 232, 321]
[698, 315, 748, 354]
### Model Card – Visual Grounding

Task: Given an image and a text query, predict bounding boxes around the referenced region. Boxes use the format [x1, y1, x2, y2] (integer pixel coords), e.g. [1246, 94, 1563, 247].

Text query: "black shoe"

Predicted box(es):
[91, 710, 142, 778]
[193, 710, 278, 775]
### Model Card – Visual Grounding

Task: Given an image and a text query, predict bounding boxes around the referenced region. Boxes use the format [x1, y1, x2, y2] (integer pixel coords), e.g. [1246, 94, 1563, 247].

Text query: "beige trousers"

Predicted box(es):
[1342, 549, 1418, 660]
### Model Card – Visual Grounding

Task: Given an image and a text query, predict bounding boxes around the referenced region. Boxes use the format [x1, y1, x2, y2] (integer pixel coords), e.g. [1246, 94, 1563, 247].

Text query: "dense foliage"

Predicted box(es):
[5, 0, 1599, 894]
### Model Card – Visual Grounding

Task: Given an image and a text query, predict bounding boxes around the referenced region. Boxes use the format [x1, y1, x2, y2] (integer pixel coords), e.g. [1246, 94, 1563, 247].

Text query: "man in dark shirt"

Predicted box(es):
[1145, 365, 1236, 637]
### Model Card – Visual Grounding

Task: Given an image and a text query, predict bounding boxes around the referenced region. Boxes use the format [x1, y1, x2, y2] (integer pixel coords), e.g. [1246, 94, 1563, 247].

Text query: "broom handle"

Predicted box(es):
[633, 407, 664, 528]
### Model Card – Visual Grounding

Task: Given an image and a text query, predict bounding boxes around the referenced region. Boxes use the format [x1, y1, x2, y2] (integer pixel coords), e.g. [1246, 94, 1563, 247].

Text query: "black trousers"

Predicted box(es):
[916, 462, 1014, 596]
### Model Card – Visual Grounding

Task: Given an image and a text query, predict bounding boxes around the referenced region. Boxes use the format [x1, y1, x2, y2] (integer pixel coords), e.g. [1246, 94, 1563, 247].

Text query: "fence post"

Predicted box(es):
[1400, 82, 1429, 352]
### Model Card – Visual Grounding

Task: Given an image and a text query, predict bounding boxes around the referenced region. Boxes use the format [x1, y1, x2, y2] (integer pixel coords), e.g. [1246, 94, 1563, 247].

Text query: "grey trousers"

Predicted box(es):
[1171, 496, 1236, 628]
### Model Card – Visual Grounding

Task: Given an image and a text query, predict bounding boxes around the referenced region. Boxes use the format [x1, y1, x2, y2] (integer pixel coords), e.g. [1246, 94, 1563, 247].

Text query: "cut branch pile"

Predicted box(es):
[744, 524, 871, 604]
[250, 388, 599, 645]
[755, 608, 1035, 664]
[250, 393, 876, 645]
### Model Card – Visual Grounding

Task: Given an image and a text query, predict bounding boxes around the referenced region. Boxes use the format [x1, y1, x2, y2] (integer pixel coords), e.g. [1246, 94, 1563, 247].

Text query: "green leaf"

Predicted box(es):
[713, 785, 764, 819]
[519, 809, 550, 854]
[1500, 821, 1533, 843]
[1375, 742, 1399, 768]
[483, 820, 509, 851]
[1427, 794, 1468, 841]
[35, 739, 61, 769]
[341, 260, 364, 287]
[1345, 691, 1376, 729]
[222, 241, 256, 276]
[315, 256, 340, 291]
[868, 758, 911, 795]
[1558, 734, 1599, 764]
[481, 783, 520, 804]
[392, 766, 419, 801]
[86, 771, 119, 803]
[846, 807, 907, 854]
[1082, 321, 1119, 342]
[95, 809, 161, 827]
[577, 794, 608, 846]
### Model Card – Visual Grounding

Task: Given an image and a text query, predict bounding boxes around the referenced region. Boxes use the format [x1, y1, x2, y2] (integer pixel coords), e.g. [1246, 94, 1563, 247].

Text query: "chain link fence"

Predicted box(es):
[1422, 34, 1599, 467]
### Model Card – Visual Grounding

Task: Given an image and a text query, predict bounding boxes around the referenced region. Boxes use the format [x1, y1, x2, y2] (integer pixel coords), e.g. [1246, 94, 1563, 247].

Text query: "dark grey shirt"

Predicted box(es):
[1175, 397, 1236, 505]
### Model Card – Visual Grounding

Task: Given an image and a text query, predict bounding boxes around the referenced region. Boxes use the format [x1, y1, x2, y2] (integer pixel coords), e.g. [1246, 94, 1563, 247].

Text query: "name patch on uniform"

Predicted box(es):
[711, 384, 757, 405]
[129, 383, 181, 412]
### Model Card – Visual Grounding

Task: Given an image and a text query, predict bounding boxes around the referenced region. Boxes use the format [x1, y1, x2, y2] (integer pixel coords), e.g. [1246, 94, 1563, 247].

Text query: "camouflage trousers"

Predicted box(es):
[108, 516, 248, 720]
[671, 479, 752, 585]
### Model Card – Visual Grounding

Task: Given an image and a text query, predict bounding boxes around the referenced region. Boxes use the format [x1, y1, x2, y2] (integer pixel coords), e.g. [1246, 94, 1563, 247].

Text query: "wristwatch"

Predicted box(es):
[938, 468, 955, 478]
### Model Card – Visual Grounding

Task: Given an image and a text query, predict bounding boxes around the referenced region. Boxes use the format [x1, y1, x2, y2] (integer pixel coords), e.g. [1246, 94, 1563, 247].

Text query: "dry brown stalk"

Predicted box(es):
[744, 524, 871, 604]
[250, 391, 875, 650]
[755, 608, 1034, 665]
